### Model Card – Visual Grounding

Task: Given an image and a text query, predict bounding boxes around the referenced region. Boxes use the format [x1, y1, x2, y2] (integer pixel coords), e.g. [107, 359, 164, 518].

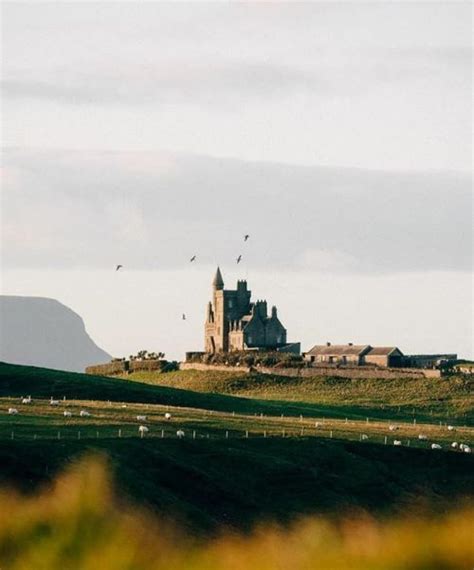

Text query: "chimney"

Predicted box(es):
[326, 342, 331, 347]
[348, 342, 353, 346]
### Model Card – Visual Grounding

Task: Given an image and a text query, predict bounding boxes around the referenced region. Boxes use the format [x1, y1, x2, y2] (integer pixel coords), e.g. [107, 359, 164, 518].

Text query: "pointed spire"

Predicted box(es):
[213, 266, 224, 290]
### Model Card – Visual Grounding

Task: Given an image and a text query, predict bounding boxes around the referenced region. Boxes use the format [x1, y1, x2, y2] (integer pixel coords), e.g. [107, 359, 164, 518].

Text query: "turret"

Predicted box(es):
[213, 267, 224, 290]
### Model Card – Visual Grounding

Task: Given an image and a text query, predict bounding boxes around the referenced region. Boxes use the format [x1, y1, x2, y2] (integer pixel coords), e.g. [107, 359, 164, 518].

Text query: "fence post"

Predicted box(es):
[11, 431, 14, 440]
[193, 430, 196, 440]
[161, 429, 164, 439]
[384, 436, 387, 445]
[225, 430, 229, 439]
[330, 430, 333, 439]
[413, 418, 416, 425]
[366, 417, 369, 424]
[300, 427, 304, 436]
[118, 429, 122, 438]
[282, 429, 285, 437]
[264, 430, 267, 438]
[245, 430, 249, 439]
[96, 431, 99, 439]
[78, 431, 81, 440]
[57, 431, 60, 440]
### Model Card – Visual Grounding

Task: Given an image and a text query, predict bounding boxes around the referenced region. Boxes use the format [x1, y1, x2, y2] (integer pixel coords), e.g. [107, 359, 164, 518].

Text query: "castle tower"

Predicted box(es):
[203, 267, 296, 354]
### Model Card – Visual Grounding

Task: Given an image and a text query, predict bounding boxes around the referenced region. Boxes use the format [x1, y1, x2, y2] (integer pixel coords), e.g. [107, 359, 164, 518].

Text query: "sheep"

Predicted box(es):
[63, 410, 72, 417]
[418, 434, 427, 440]
[50, 398, 60, 406]
[8, 408, 18, 415]
[389, 425, 398, 431]
[459, 443, 468, 451]
[447, 425, 455, 431]
[164, 413, 172, 420]
[361, 434, 369, 440]
[79, 410, 90, 417]
[314, 422, 322, 428]
[121, 404, 127, 408]
[463, 446, 472, 454]
[176, 430, 185, 439]
[21, 396, 32, 404]
[431, 443, 442, 450]
[138, 425, 149, 435]
[451, 442, 458, 449]
[136, 415, 147, 422]
[393, 440, 402, 446]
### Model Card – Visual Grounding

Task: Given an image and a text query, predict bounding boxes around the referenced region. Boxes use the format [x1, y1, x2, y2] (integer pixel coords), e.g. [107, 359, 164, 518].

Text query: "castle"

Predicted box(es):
[204, 267, 300, 354]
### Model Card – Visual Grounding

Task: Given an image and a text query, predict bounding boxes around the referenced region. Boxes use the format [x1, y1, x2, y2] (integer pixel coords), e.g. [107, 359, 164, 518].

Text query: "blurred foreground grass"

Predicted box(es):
[1, 455, 473, 570]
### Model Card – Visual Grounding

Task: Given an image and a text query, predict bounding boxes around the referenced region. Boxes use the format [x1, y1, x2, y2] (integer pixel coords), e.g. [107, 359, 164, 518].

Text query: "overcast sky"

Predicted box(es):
[1, 2, 472, 359]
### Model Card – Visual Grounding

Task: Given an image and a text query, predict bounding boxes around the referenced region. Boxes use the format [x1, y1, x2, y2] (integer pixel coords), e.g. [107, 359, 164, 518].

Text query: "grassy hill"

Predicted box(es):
[1, 437, 473, 534]
[120, 368, 474, 425]
[1, 361, 473, 534]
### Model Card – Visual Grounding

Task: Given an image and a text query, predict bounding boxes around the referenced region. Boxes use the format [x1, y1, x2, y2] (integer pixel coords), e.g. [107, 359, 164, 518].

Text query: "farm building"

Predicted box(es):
[304, 343, 404, 368]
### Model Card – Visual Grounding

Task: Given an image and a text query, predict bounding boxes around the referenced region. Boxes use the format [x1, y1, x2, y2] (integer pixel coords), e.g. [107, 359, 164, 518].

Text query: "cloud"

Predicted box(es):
[2, 148, 471, 274]
[2, 42, 470, 108]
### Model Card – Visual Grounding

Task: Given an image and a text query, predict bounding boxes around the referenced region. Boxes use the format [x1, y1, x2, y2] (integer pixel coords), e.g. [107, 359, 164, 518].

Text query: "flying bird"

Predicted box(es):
[115, 265, 123, 271]
[244, 234, 250, 241]
[237, 255, 242, 264]
[190, 255, 196, 262]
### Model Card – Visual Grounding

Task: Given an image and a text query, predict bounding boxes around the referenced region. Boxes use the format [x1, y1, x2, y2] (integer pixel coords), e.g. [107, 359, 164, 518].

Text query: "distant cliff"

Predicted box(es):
[0, 296, 112, 372]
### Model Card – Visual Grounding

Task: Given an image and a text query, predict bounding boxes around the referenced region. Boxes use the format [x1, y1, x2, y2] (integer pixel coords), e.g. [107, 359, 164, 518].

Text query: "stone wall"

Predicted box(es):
[179, 362, 251, 373]
[257, 366, 441, 380]
[86, 359, 168, 376]
[179, 362, 441, 379]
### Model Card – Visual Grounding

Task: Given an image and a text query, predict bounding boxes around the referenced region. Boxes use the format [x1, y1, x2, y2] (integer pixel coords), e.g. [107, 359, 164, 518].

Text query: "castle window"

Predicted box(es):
[248, 335, 253, 344]
[228, 300, 233, 308]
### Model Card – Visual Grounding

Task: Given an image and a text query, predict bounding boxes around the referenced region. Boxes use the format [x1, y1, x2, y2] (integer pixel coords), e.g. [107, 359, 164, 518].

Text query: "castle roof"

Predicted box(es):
[213, 267, 224, 290]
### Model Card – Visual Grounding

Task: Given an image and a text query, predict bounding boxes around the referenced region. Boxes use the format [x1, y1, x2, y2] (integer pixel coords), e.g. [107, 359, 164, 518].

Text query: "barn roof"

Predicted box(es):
[306, 344, 371, 356]
[366, 346, 403, 356]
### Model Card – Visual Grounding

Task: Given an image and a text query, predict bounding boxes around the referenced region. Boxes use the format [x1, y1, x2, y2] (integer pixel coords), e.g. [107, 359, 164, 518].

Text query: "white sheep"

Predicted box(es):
[50, 398, 60, 406]
[314, 422, 322, 428]
[431, 443, 442, 450]
[451, 442, 458, 449]
[63, 410, 72, 417]
[389, 425, 398, 431]
[138, 425, 149, 435]
[164, 413, 172, 420]
[361, 434, 369, 440]
[447, 425, 455, 431]
[79, 410, 90, 417]
[459, 443, 467, 451]
[8, 408, 18, 415]
[176, 430, 185, 439]
[393, 440, 402, 446]
[136, 415, 147, 421]
[463, 446, 471, 454]
[21, 396, 32, 404]
[418, 434, 427, 440]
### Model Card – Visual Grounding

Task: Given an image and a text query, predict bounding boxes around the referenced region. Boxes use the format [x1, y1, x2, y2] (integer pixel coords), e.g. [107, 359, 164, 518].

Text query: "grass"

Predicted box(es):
[120, 368, 474, 424]
[0, 455, 474, 570]
[1, 361, 473, 536]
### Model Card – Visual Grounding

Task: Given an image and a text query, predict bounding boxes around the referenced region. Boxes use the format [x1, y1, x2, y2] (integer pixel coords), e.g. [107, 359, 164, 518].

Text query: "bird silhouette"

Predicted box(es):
[244, 234, 250, 241]
[190, 255, 196, 262]
[115, 265, 123, 271]
[237, 255, 242, 264]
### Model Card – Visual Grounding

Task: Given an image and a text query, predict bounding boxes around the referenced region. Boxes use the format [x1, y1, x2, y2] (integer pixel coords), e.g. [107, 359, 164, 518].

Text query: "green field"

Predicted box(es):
[1, 361, 473, 533]
[120, 368, 474, 424]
